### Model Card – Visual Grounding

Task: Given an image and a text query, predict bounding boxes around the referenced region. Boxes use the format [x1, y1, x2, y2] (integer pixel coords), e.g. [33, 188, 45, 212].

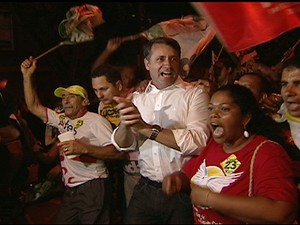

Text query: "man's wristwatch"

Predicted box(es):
[149, 124, 162, 140]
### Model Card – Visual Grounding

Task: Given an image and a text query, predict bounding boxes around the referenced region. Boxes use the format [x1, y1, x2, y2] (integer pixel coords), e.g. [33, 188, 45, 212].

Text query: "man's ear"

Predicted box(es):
[144, 58, 150, 71]
[116, 80, 123, 92]
[83, 98, 90, 106]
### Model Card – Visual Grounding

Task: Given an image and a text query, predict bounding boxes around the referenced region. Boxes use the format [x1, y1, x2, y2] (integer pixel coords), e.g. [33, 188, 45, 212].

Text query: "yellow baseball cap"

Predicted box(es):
[54, 85, 88, 99]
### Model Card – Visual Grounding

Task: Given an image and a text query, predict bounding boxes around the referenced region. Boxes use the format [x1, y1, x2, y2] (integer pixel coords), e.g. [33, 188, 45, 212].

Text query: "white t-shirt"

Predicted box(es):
[47, 109, 113, 187]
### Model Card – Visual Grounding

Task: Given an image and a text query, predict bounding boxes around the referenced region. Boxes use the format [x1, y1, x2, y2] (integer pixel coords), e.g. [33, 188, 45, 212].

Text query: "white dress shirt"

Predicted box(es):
[112, 78, 210, 182]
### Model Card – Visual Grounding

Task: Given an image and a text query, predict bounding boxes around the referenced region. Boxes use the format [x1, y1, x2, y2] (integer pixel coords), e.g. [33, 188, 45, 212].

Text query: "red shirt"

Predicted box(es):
[183, 135, 297, 224]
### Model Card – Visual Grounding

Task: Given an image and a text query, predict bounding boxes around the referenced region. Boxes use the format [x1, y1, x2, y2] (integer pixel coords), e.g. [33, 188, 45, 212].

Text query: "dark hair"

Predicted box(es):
[91, 64, 122, 84]
[214, 57, 235, 68]
[214, 85, 289, 149]
[143, 37, 181, 60]
[213, 57, 235, 80]
[0, 89, 16, 124]
[237, 71, 273, 94]
[282, 58, 300, 73]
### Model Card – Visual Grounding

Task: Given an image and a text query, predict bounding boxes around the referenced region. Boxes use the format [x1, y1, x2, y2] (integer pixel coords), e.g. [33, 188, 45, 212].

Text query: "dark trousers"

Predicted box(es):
[56, 178, 111, 224]
[124, 177, 193, 224]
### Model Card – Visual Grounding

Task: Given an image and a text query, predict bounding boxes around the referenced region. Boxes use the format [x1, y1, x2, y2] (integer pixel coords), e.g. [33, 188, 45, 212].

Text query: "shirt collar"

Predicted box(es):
[277, 103, 300, 123]
[145, 76, 188, 93]
[285, 111, 300, 123]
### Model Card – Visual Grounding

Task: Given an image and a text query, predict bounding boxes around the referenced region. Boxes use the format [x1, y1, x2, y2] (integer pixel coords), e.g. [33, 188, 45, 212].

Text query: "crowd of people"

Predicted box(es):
[0, 6, 300, 224]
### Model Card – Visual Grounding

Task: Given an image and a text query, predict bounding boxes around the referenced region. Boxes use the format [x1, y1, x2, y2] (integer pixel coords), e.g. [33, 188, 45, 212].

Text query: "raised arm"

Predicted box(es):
[112, 94, 180, 151]
[91, 37, 123, 72]
[120, 32, 146, 43]
[111, 94, 138, 149]
[91, 33, 147, 72]
[21, 57, 47, 122]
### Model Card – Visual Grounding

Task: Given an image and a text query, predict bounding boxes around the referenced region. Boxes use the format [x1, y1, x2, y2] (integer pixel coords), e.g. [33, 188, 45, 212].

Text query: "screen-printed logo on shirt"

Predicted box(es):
[220, 154, 241, 175]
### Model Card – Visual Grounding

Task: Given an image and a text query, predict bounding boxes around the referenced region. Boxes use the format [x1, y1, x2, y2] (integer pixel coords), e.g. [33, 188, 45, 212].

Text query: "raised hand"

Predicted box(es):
[106, 37, 123, 53]
[20, 56, 37, 78]
[113, 94, 148, 132]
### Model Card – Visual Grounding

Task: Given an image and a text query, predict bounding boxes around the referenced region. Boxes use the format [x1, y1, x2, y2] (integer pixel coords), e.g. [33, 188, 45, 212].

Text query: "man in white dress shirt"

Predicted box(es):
[111, 37, 211, 224]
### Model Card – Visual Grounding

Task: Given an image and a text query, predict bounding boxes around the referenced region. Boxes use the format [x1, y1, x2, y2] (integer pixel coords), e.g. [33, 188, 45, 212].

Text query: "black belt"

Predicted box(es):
[140, 176, 162, 188]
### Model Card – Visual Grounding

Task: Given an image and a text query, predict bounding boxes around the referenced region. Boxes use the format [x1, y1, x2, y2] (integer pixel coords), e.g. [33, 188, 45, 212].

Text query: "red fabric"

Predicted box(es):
[192, 2, 300, 52]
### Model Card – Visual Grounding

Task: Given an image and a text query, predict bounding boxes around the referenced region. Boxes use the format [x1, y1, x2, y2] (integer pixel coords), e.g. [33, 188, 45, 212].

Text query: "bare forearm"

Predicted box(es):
[35, 151, 58, 164]
[91, 48, 113, 72]
[21, 57, 47, 121]
[0, 125, 20, 143]
[205, 192, 296, 224]
[114, 124, 135, 148]
[23, 76, 37, 110]
[35, 142, 59, 164]
[83, 144, 125, 160]
[121, 32, 144, 42]
[23, 74, 46, 121]
[139, 126, 180, 151]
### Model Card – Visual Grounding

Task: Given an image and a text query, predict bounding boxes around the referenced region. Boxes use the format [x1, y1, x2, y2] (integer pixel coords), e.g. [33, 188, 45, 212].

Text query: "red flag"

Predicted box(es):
[191, 2, 300, 52]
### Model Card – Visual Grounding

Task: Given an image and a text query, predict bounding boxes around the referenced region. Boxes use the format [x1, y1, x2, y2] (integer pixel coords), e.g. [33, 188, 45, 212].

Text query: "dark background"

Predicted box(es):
[1, 2, 300, 108]
[0, 2, 199, 104]
[0, 2, 203, 141]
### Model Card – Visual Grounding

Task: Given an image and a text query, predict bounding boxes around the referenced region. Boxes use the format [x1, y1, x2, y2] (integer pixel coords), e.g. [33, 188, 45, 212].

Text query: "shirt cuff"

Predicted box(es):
[111, 127, 137, 151]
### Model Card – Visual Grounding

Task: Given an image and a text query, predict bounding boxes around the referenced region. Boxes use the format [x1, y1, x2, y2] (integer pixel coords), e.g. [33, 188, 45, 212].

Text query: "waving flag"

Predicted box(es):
[120, 15, 216, 75]
[35, 4, 103, 60]
[58, 4, 103, 43]
[191, 2, 300, 52]
[143, 16, 216, 66]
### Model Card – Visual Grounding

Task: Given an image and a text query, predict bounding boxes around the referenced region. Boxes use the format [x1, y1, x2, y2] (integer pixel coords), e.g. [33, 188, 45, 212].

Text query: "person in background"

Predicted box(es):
[234, 72, 271, 103]
[0, 92, 23, 196]
[0, 89, 29, 198]
[276, 59, 300, 223]
[21, 56, 125, 224]
[163, 84, 298, 224]
[0, 120, 27, 223]
[212, 57, 236, 88]
[25, 111, 63, 203]
[234, 71, 283, 120]
[111, 37, 211, 224]
[0, 89, 30, 223]
[91, 37, 145, 95]
[91, 64, 141, 223]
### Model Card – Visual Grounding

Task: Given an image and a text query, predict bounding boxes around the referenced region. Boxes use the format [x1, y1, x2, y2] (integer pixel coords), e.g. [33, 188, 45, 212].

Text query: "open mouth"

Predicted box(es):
[160, 71, 173, 77]
[211, 122, 218, 130]
[286, 101, 299, 106]
[63, 106, 72, 110]
[211, 122, 224, 138]
[286, 101, 300, 110]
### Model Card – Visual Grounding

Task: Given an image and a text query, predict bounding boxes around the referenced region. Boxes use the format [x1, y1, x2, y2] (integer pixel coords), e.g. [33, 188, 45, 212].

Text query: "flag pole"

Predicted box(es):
[208, 45, 225, 81]
[216, 45, 224, 61]
[280, 38, 300, 63]
[34, 41, 66, 60]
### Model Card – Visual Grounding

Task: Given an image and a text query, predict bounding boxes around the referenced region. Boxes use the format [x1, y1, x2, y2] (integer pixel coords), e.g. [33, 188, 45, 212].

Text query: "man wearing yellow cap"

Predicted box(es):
[21, 56, 124, 224]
